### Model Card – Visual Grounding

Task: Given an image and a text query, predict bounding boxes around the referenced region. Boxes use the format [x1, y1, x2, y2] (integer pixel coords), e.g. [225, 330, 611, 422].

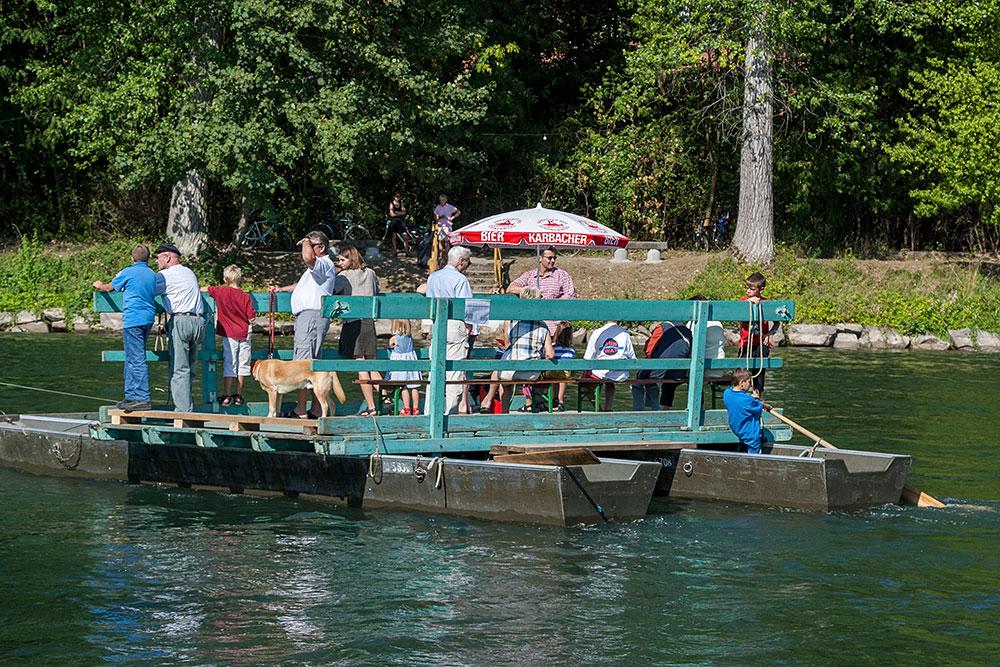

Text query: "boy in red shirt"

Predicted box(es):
[201, 265, 256, 406]
[738, 272, 778, 396]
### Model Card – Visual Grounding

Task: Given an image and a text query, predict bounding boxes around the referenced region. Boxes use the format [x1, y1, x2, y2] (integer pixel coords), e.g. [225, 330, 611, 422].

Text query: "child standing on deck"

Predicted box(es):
[384, 319, 422, 415]
[739, 272, 779, 396]
[202, 265, 256, 406]
[723, 367, 773, 454]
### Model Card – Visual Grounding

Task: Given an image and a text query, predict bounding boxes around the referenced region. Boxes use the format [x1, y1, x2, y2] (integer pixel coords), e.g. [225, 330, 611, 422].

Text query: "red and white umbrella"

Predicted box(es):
[448, 203, 629, 251]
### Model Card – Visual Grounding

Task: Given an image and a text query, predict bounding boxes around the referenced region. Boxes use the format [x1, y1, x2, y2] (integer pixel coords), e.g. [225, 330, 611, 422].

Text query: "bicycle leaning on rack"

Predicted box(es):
[234, 212, 294, 251]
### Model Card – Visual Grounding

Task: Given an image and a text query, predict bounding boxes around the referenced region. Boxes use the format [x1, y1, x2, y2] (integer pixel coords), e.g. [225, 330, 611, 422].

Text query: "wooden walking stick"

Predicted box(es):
[768, 410, 946, 508]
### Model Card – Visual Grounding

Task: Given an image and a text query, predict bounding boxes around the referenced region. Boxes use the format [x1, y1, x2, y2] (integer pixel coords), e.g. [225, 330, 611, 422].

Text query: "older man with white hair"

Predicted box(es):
[153, 242, 205, 412]
[424, 246, 473, 414]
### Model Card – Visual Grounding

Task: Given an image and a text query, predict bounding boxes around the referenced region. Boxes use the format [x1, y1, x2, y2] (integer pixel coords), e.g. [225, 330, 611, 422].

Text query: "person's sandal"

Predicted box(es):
[220, 395, 231, 406]
[233, 394, 244, 406]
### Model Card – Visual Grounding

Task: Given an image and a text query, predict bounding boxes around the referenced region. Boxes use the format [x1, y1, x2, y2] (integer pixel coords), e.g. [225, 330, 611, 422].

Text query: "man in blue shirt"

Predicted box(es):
[93, 244, 157, 411]
[723, 367, 773, 454]
[423, 246, 473, 414]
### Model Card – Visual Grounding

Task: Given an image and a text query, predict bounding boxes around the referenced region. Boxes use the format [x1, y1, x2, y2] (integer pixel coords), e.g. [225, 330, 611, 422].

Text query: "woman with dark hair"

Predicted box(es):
[334, 246, 382, 416]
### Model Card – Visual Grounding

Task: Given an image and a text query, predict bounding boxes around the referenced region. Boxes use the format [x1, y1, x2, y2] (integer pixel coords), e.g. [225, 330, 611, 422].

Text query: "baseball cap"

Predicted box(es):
[155, 243, 181, 256]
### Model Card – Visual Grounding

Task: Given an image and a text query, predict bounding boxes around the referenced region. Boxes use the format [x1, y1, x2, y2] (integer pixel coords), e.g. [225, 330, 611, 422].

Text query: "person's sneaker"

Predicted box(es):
[120, 400, 152, 412]
[115, 399, 129, 409]
[554, 402, 565, 412]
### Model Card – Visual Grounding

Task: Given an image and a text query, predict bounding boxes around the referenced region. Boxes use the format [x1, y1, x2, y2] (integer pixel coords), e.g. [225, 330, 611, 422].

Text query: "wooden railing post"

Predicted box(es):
[201, 308, 217, 408]
[426, 298, 449, 438]
[686, 300, 709, 430]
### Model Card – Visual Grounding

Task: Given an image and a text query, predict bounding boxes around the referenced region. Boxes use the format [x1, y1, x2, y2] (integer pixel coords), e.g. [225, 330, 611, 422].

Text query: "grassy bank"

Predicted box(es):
[2, 236, 999, 337]
[675, 250, 1000, 336]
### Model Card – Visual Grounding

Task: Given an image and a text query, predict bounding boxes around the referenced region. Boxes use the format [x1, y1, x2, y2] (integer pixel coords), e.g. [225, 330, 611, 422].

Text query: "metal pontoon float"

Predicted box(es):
[0, 290, 914, 521]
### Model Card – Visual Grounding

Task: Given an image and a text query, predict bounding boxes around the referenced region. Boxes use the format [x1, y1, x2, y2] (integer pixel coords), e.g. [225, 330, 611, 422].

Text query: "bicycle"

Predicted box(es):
[694, 212, 731, 251]
[234, 212, 294, 251]
[380, 214, 423, 255]
[313, 215, 373, 244]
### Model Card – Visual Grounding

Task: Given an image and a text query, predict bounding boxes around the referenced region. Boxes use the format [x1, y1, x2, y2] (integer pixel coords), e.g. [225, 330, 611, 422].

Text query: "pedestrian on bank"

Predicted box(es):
[153, 243, 206, 413]
[201, 265, 256, 407]
[93, 244, 157, 412]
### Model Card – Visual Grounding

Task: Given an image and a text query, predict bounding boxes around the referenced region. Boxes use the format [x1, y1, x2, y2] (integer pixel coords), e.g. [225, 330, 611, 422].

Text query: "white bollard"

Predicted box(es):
[364, 246, 384, 262]
[645, 249, 662, 263]
[610, 248, 630, 263]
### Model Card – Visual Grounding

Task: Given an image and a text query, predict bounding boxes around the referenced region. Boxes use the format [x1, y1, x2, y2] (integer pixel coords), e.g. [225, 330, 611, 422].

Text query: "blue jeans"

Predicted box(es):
[123, 324, 153, 401]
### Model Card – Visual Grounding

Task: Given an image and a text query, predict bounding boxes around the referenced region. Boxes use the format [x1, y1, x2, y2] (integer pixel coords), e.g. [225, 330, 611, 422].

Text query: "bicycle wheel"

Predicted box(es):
[309, 222, 336, 242]
[236, 222, 262, 250]
[345, 223, 372, 243]
[277, 227, 295, 251]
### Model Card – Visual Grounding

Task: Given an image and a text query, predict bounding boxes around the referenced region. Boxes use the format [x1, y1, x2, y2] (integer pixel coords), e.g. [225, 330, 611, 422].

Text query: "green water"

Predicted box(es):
[1, 333, 998, 664]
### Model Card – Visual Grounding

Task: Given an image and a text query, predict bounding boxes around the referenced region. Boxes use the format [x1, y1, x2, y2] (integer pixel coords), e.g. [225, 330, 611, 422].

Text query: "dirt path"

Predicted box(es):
[243, 247, 718, 299]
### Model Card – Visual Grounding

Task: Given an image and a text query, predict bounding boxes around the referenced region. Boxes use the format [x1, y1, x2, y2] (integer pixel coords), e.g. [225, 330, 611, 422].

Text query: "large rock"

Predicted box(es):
[977, 330, 1000, 353]
[374, 318, 394, 338]
[724, 328, 741, 347]
[910, 333, 950, 351]
[99, 312, 124, 331]
[832, 332, 859, 349]
[50, 319, 69, 333]
[12, 321, 49, 333]
[948, 328, 976, 351]
[772, 325, 786, 347]
[836, 322, 864, 335]
[42, 307, 65, 322]
[860, 326, 910, 350]
[72, 315, 91, 334]
[251, 315, 270, 335]
[15, 310, 40, 325]
[572, 327, 588, 346]
[0, 312, 12, 328]
[787, 323, 837, 347]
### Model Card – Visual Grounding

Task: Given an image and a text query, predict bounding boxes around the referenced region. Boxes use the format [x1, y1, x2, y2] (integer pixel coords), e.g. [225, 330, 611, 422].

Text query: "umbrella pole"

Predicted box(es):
[493, 247, 502, 289]
[535, 246, 541, 288]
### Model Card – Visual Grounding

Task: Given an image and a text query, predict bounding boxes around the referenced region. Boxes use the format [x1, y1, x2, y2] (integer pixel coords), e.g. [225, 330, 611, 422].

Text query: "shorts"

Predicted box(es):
[293, 310, 330, 360]
[222, 336, 252, 377]
[542, 369, 571, 381]
[498, 369, 541, 382]
[388, 217, 407, 235]
[436, 224, 452, 240]
[339, 319, 377, 358]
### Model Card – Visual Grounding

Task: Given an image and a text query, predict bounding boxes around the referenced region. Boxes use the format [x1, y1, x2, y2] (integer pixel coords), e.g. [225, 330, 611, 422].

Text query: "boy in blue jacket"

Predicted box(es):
[723, 367, 773, 454]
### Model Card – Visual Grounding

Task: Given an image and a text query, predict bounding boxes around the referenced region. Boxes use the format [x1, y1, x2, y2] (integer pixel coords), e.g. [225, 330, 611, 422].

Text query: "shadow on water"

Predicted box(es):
[1, 334, 999, 664]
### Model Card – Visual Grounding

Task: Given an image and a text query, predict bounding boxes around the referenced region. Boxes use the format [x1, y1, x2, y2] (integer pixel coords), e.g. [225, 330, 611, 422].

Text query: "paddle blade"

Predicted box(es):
[901, 483, 946, 508]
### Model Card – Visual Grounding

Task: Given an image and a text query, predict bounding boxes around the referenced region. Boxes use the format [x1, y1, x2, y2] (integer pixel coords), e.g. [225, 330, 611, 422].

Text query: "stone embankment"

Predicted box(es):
[2, 309, 998, 353]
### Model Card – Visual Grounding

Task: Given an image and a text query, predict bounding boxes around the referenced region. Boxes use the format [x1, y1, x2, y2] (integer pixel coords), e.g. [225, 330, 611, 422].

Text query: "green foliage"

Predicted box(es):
[678, 248, 1000, 336]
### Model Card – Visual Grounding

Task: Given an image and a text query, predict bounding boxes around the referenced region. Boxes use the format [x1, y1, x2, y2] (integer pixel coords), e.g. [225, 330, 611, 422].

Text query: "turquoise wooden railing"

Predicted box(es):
[94, 291, 793, 447]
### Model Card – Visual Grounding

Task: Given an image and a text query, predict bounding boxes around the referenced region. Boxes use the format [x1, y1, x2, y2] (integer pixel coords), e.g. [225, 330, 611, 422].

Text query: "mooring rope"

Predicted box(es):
[368, 413, 384, 479]
[426, 456, 444, 489]
[743, 300, 765, 379]
[268, 287, 277, 359]
[0, 380, 111, 403]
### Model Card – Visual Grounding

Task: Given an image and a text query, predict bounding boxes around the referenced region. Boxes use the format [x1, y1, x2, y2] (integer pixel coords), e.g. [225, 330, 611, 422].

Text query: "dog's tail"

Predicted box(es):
[331, 371, 347, 403]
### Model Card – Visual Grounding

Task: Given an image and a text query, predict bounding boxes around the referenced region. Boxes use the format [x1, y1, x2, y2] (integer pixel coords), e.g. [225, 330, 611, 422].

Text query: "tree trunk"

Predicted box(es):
[734, 12, 775, 265]
[167, 170, 208, 259]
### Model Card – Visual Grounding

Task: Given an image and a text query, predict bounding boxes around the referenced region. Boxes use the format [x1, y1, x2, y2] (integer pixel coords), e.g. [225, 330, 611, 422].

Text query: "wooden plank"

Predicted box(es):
[493, 448, 601, 466]
[490, 440, 690, 455]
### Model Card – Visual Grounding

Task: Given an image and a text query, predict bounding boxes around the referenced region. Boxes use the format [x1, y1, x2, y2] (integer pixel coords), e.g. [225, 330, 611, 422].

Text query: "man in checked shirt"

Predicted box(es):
[505, 246, 577, 338]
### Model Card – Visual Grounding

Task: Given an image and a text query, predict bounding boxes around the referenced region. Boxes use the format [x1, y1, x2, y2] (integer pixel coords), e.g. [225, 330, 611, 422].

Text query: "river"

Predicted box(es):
[0, 333, 997, 664]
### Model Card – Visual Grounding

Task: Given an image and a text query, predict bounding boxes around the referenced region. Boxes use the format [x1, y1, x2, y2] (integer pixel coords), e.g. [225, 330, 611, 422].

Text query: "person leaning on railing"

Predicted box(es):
[497, 286, 555, 413]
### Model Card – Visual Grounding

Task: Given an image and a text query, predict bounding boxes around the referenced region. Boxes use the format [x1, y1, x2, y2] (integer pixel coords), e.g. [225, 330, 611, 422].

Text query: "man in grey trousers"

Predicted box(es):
[154, 243, 206, 412]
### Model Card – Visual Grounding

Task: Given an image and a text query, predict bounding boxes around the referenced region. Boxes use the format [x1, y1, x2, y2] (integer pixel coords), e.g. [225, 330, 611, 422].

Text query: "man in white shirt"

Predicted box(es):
[424, 246, 472, 414]
[154, 243, 205, 412]
[275, 230, 337, 418]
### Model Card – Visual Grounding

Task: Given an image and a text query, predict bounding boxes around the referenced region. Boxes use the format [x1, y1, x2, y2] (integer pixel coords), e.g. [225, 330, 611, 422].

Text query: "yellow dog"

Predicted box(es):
[252, 359, 346, 419]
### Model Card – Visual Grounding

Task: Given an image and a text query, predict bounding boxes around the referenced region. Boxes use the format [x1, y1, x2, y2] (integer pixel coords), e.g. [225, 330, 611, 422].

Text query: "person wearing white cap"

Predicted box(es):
[154, 242, 205, 412]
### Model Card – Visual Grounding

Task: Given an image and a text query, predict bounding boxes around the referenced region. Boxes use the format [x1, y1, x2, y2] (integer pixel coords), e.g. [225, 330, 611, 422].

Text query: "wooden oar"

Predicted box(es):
[768, 410, 946, 508]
